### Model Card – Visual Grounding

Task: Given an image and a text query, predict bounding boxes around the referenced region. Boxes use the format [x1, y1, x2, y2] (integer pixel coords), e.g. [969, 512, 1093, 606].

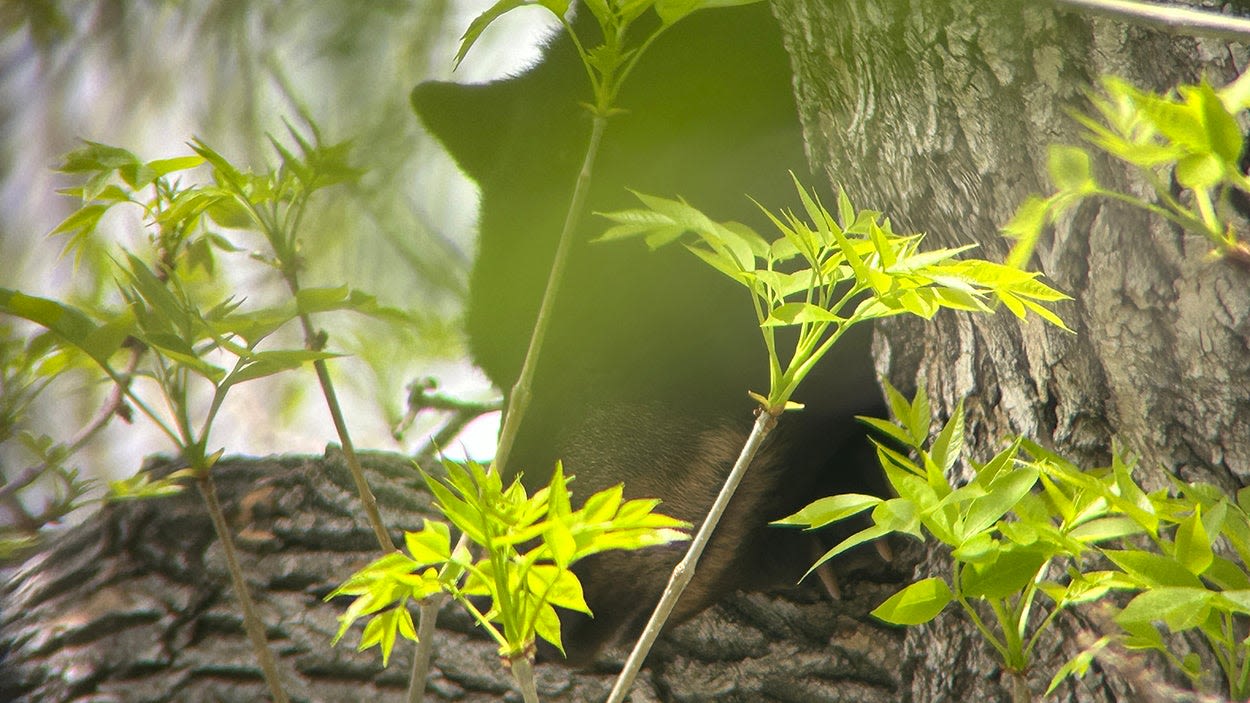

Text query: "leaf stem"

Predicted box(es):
[406, 595, 446, 703]
[278, 226, 394, 553]
[953, 567, 1010, 660]
[510, 655, 540, 703]
[494, 112, 608, 479]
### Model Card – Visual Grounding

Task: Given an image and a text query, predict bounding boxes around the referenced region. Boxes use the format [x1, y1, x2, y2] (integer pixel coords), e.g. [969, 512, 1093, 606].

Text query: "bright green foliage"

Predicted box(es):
[780, 382, 1250, 698]
[774, 384, 1102, 681]
[1005, 72, 1250, 267]
[1043, 452, 1250, 698]
[456, 0, 762, 114]
[599, 176, 1070, 413]
[328, 458, 689, 661]
[0, 326, 95, 558]
[327, 523, 448, 665]
[1, 131, 371, 504]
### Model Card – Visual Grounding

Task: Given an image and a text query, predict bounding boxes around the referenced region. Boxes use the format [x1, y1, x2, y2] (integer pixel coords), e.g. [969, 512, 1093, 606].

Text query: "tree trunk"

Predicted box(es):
[773, 0, 1250, 700]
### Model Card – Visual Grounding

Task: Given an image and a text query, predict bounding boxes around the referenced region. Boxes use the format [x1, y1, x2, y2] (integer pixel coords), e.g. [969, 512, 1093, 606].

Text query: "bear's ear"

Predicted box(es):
[411, 80, 507, 183]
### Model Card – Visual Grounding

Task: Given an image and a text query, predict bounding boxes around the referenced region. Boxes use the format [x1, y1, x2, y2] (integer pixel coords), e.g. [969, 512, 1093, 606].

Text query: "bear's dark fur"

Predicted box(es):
[413, 2, 885, 664]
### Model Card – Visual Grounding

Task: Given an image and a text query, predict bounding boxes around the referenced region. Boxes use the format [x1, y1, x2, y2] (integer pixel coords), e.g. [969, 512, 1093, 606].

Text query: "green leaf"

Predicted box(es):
[189, 139, 243, 187]
[807, 523, 892, 577]
[1055, 570, 1129, 606]
[1102, 549, 1204, 589]
[1048, 145, 1096, 193]
[1205, 556, 1250, 591]
[1116, 587, 1213, 633]
[763, 302, 843, 326]
[57, 140, 138, 174]
[874, 497, 921, 538]
[772, 493, 883, 529]
[528, 564, 590, 614]
[1217, 589, 1250, 615]
[50, 203, 109, 242]
[147, 155, 205, 178]
[0, 288, 122, 367]
[1047, 636, 1112, 695]
[221, 349, 341, 387]
[1134, 89, 1207, 155]
[858, 415, 915, 449]
[454, 0, 539, 68]
[951, 531, 1000, 564]
[1193, 79, 1242, 166]
[904, 384, 931, 449]
[1068, 516, 1144, 544]
[1175, 153, 1223, 190]
[404, 520, 452, 565]
[532, 601, 563, 654]
[580, 483, 624, 524]
[359, 605, 415, 666]
[961, 545, 1048, 599]
[1118, 618, 1166, 652]
[654, 0, 700, 24]
[120, 253, 188, 330]
[926, 400, 964, 489]
[871, 577, 953, 625]
[1173, 509, 1213, 576]
[544, 508, 577, 569]
[961, 467, 1039, 539]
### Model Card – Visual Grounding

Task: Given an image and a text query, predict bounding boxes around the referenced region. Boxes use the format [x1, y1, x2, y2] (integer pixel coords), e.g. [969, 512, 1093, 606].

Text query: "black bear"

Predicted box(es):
[412, 2, 885, 664]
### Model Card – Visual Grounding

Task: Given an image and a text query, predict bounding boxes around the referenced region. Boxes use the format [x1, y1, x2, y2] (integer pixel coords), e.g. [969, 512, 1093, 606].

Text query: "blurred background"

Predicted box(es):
[0, 1, 558, 535]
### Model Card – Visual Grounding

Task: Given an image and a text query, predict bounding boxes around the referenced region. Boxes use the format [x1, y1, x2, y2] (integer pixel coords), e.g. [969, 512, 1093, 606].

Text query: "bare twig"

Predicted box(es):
[1047, 0, 1250, 41]
[412, 407, 497, 471]
[395, 377, 501, 465]
[307, 351, 396, 552]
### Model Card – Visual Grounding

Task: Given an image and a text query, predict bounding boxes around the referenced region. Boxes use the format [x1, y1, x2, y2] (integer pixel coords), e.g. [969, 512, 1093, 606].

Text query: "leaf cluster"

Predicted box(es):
[457, 0, 760, 114]
[328, 459, 689, 663]
[600, 176, 1070, 411]
[0, 326, 94, 558]
[1046, 448, 1250, 698]
[1, 131, 370, 499]
[779, 382, 1250, 698]
[1006, 73, 1250, 267]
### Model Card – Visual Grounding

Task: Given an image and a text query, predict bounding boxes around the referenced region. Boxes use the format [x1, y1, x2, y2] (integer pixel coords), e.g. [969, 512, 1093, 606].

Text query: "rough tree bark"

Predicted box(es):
[773, 0, 1250, 700]
[0, 453, 907, 702]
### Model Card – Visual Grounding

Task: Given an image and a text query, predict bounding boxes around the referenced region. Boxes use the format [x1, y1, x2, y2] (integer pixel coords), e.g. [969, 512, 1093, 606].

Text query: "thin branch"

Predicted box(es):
[607, 409, 778, 703]
[196, 475, 291, 703]
[493, 112, 608, 479]
[406, 595, 446, 703]
[1047, 0, 1250, 41]
[282, 261, 395, 554]
[412, 407, 496, 471]
[308, 351, 395, 553]
[509, 655, 540, 703]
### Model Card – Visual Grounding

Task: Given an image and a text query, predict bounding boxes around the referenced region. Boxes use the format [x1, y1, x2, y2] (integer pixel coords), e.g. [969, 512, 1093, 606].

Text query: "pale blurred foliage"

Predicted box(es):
[0, 0, 558, 518]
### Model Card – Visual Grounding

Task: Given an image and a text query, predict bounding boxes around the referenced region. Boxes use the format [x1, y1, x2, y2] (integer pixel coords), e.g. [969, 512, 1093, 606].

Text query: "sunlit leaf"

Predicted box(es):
[871, 577, 952, 625]
[772, 493, 882, 529]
